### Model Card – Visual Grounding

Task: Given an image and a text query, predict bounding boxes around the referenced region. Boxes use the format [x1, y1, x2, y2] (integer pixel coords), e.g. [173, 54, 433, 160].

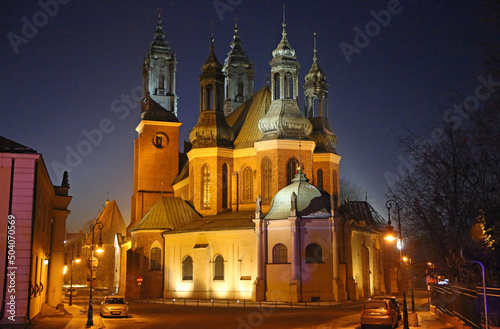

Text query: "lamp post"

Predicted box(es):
[385, 199, 409, 329]
[86, 222, 104, 327]
[69, 241, 81, 306]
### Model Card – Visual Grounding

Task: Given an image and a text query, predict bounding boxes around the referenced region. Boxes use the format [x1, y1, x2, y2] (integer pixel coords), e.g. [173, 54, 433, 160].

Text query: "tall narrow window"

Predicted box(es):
[240, 254, 251, 280]
[214, 255, 224, 280]
[284, 73, 293, 99]
[273, 243, 288, 264]
[261, 158, 272, 203]
[273, 73, 280, 100]
[206, 84, 213, 110]
[237, 81, 244, 97]
[287, 158, 299, 185]
[202, 164, 210, 209]
[305, 243, 323, 263]
[150, 247, 161, 270]
[317, 169, 323, 189]
[182, 256, 193, 280]
[158, 73, 165, 90]
[222, 163, 228, 209]
[241, 166, 253, 203]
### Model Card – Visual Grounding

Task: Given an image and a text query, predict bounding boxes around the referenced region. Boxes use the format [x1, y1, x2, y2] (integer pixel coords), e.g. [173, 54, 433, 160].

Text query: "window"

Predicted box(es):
[287, 158, 299, 185]
[241, 166, 253, 203]
[261, 158, 272, 204]
[150, 247, 161, 270]
[237, 81, 244, 97]
[273, 73, 280, 100]
[305, 243, 323, 263]
[214, 255, 224, 280]
[273, 243, 288, 264]
[182, 256, 193, 280]
[284, 72, 293, 99]
[222, 163, 228, 209]
[202, 164, 210, 209]
[158, 73, 165, 90]
[317, 169, 323, 190]
[206, 84, 213, 110]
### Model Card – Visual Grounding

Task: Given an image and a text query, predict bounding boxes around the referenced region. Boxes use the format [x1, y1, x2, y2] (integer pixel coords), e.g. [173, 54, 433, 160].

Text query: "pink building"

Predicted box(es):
[0, 136, 72, 327]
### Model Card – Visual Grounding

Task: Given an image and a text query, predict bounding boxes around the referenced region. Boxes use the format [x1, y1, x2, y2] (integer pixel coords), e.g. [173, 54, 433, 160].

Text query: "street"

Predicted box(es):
[32, 290, 445, 329]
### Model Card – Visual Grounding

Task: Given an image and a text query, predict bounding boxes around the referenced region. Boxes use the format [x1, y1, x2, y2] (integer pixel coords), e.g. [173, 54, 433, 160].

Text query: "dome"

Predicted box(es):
[265, 170, 331, 220]
[189, 110, 234, 148]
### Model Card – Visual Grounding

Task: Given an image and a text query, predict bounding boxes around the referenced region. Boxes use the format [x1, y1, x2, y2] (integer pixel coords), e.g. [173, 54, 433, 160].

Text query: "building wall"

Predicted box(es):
[162, 229, 256, 300]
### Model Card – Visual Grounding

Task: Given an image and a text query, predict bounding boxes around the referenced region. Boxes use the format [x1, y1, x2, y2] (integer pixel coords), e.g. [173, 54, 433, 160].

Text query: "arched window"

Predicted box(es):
[241, 166, 253, 203]
[261, 158, 272, 204]
[273, 73, 280, 100]
[150, 247, 161, 270]
[237, 81, 244, 97]
[284, 73, 293, 99]
[202, 164, 210, 209]
[206, 84, 213, 110]
[182, 256, 193, 280]
[287, 158, 299, 185]
[273, 243, 288, 264]
[305, 243, 323, 263]
[214, 255, 224, 280]
[222, 163, 228, 209]
[317, 169, 323, 190]
[158, 73, 165, 90]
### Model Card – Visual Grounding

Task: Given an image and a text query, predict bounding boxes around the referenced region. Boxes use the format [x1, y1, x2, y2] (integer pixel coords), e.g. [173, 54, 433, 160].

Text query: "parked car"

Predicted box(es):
[361, 299, 399, 329]
[371, 296, 401, 320]
[65, 288, 77, 297]
[100, 296, 129, 318]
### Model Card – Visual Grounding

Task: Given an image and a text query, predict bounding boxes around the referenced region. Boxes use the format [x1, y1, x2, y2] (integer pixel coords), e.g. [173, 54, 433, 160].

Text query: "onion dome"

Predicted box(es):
[149, 14, 174, 59]
[258, 99, 312, 140]
[265, 170, 331, 220]
[309, 117, 338, 153]
[271, 21, 296, 62]
[189, 110, 234, 148]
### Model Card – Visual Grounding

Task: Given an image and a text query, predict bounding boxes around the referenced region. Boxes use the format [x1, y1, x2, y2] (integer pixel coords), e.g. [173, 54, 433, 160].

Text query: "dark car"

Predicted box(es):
[100, 296, 129, 317]
[361, 299, 399, 329]
[371, 296, 401, 321]
[65, 288, 77, 297]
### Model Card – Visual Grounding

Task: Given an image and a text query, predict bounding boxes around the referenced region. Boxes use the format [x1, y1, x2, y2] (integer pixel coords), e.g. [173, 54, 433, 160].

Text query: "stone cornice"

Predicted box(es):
[313, 152, 341, 164]
[254, 139, 315, 152]
[136, 120, 182, 134]
[187, 147, 234, 161]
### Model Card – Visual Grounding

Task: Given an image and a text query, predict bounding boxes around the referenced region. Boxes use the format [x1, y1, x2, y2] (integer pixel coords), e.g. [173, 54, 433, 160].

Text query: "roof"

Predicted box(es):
[0, 135, 37, 154]
[226, 86, 271, 149]
[98, 200, 127, 244]
[141, 95, 178, 122]
[130, 197, 201, 232]
[265, 170, 331, 220]
[163, 211, 255, 234]
[341, 201, 386, 230]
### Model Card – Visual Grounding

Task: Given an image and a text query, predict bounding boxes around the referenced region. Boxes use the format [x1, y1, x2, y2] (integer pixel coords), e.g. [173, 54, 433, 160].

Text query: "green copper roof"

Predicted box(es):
[265, 171, 331, 220]
[130, 197, 201, 232]
[227, 86, 271, 149]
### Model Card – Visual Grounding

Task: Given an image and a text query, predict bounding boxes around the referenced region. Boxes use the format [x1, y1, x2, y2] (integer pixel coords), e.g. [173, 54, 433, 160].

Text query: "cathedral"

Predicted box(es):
[114, 13, 391, 303]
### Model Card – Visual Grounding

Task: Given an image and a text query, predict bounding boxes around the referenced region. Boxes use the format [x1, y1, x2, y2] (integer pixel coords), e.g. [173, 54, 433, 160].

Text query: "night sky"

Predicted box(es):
[1, 1, 496, 232]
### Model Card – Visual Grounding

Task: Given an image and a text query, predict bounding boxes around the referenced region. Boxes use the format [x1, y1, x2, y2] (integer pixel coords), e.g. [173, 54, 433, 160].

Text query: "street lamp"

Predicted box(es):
[69, 241, 81, 306]
[86, 222, 104, 327]
[385, 199, 409, 329]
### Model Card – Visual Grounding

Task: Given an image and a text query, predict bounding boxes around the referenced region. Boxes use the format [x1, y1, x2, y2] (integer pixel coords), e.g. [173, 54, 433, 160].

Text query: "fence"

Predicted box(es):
[431, 284, 500, 328]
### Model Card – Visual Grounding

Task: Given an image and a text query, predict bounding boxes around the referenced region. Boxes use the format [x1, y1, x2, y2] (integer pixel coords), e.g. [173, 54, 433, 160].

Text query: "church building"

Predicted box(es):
[116, 12, 388, 303]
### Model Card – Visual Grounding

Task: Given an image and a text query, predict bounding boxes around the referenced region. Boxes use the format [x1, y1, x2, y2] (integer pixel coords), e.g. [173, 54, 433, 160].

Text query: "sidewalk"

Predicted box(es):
[31, 304, 104, 329]
[414, 310, 454, 329]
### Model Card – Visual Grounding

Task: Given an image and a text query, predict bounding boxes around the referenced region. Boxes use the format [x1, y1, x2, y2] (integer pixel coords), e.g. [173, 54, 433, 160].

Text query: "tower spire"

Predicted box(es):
[313, 32, 317, 61]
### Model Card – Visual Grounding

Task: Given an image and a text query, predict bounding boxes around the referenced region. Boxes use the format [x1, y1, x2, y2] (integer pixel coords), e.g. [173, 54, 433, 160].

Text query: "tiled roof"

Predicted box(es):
[0, 135, 37, 153]
[98, 200, 127, 244]
[164, 211, 255, 234]
[342, 201, 386, 230]
[130, 197, 201, 232]
[226, 86, 271, 149]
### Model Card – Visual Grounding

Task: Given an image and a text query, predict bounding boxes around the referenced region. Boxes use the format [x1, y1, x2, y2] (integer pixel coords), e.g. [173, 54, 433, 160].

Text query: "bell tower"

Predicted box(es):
[142, 14, 178, 116]
[129, 15, 181, 232]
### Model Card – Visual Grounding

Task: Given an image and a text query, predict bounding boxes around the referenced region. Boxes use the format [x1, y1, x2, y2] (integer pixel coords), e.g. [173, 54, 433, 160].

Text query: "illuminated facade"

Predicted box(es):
[0, 136, 72, 326]
[119, 14, 387, 302]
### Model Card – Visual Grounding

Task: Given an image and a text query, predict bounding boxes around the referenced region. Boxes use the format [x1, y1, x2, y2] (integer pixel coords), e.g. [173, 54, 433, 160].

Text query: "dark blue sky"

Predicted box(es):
[1, 0, 495, 232]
